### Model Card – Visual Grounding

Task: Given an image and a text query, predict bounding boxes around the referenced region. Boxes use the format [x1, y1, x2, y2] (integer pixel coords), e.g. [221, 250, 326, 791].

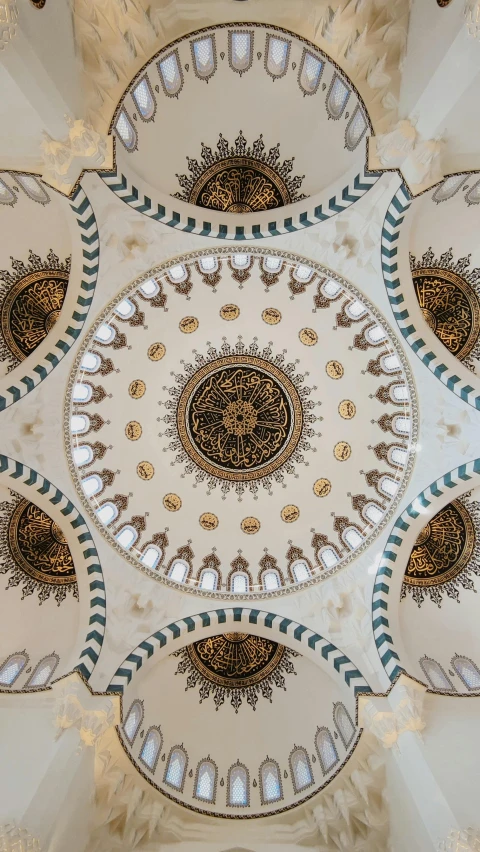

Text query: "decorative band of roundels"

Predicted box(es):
[0, 454, 105, 680]
[0, 185, 99, 412]
[108, 607, 372, 700]
[372, 458, 480, 682]
[381, 181, 480, 411]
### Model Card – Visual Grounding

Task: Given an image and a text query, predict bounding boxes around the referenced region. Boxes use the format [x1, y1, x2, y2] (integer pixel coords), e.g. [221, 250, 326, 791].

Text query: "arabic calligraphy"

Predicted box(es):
[187, 633, 284, 688]
[198, 163, 285, 212]
[413, 268, 479, 361]
[405, 500, 474, 588]
[8, 498, 76, 587]
[1, 270, 68, 362]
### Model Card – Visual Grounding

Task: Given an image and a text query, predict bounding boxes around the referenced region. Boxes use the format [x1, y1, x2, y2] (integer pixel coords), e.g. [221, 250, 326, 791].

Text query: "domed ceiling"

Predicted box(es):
[65, 247, 417, 595]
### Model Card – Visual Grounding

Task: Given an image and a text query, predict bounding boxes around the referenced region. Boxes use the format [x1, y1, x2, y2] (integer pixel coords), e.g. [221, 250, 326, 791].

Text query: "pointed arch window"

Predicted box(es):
[0, 177, 16, 206]
[345, 106, 368, 151]
[318, 546, 339, 569]
[73, 445, 93, 467]
[81, 474, 103, 498]
[289, 746, 314, 793]
[466, 178, 480, 206]
[432, 174, 466, 204]
[139, 727, 162, 771]
[123, 700, 143, 744]
[70, 414, 89, 435]
[451, 655, 480, 691]
[315, 727, 339, 775]
[95, 323, 116, 345]
[96, 502, 118, 526]
[115, 525, 138, 551]
[164, 746, 188, 791]
[15, 174, 50, 205]
[115, 109, 137, 152]
[298, 50, 323, 95]
[291, 559, 311, 584]
[157, 49, 184, 97]
[199, 569, 218, 591]
[194, 758, 217, 802]
[168, 559, 189, 584]
[326, 74, 350, 119]
[73, 382, 92, 404]
[262, 569, 281, 591]
[419, 656, 454, 692]
[25, 654, 59, 688]
[231, 572, 249, 594]
[333, 702, 356, 748]
[229, 30, 254, 76]
[227, 761, 249, 807]
[141, 545, 163, 570]
[265, 34, 290, 80]
[132, 75, 156, 121]
[260, 758, 282, 804]
[191, 35, 217, 81]
[0, 652, 29, 686]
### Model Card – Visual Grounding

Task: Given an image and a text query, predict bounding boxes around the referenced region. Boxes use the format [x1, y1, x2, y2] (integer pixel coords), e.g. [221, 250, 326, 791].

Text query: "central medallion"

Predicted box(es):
[174, 353, 305, 486]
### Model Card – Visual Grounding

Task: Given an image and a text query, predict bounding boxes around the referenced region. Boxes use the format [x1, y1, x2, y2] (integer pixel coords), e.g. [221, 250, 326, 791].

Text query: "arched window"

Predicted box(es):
[96, 502, 118, 526]
[432, 173, 466, 204]
[265, 34, 290, 80]
[114, 298, 136, 320]
[390, 446, 408, 467]
[0, 652, 29, 686]
[260, 758, 282, 804]
[379, 476, 398, 499]
[321, 279, 342, 299]
[292, 263, 314, 284]
[315, 727, 339, 775]
[262, 569, 281, 591]
[230, 253, 251, 269]
[364, 503, 384, 525]
[115, 525, 138, 551]
[73, 445, 93, 467]
[139, 278, 159, 298]
[289, 746, 314, 793]
[326, 74, 350, 119]
[70, 414, 89, 435]
[391, 383, 408, 403]
[228, 30, 254, 76]
[381, 353, 401, 374]
[198, 255, 218, 274]
[318, 547, 339, 569]
[80, 352, 101, 373]
[15, 174, 50, 205]
[0, 177, 16, 206]
[123, 700, 143, 744]
[132, 75, 156, 121]
[73, 382, 92, 404]
[95, 323, 116, 345]
[298, 49, 323, 95]
[81, 474, 103, 498]
[115, 109, 137, 151]
[466, 178, 480, 206]
[139, 727, 162, 772]
[343, 527, 364, 551]
[451, 656, 480, 691]
[164, 746, 188, 791]
[199, 569, 218, 591]
[25, 654, 59, 688]
[191, 35, 216, 81]
[227, 761, 249, 807]
[345, 299, 367, 320]
[231, 572, 249, 594]
[194, 758, 217, 802]
[333, 703, 356, 748]
[157, 49, 184, 98]
[141, 545, 162, 570]
[392, 415, 411, 437]
[366, 324, 388, 345]
[263, 255, 282, 273]
[168, 559, 189, 584]
[419, 656, 454, 692]
[345, 105, 368, 151]
[291, 560, 311, 584]
[167, 264, 188, 284]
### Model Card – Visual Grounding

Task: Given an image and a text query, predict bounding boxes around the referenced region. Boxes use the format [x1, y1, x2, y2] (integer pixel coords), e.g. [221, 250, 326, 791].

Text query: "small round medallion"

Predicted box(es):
[313, 478, 331, 498]
[148, 342, 166, 361]
[281, 504, 300, 523]
[241, 517, 260, 534]
[334, 441, 351, 461]
[199, 512, 219, 530]
[220, 304, 240, 321]
[137, 461, 154, 480]
[338, 400, 356, 419]
[179, 316, 199, 334]
[262, 308, 282, 325]
[163, 493, 182, 512]
[129, 379, 146, 399]
[299, 328, 318, 346]
[125, 421, 142, 441]
[326, 360, 344, 379]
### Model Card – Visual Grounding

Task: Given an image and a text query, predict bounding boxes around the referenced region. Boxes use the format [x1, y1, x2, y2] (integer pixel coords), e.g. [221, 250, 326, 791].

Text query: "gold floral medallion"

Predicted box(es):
[137, 461, 154, 480]
[163, 493, 182, 512]
[147, 342, 166, 361]
[129, 379, 146, 399]
[199, 512, 219, 530]
[299, 328, 318, 346]
[313, 478, 331, 497]
[241, 517, 260, 534]
[125, 421, 142, 441]
[281, 504, 300, 523]
[326, 360, 344, 379]
[220, 304, 240, 321]
[338, 400, 356, 419]
[262, 307, 282, 325]
[334, 441, 351, 461]
[179, 316, 199, 334]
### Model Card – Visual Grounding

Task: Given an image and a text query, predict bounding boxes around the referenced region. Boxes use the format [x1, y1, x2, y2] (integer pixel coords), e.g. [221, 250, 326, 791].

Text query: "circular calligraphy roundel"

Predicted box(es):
[177, 355, 303, 482]
[404, 500, 475, 588]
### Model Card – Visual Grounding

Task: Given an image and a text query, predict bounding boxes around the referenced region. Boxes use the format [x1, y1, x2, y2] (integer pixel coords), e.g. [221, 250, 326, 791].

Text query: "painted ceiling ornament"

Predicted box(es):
[160, 338, 319, 498]
[402, 494, 480, 607]
[410, 248, 480, 371]
[173, 130, 307, 212]
[172, 633, 298, 712]
[0, 491, 77, 605]
[0, 249, 71, 371]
